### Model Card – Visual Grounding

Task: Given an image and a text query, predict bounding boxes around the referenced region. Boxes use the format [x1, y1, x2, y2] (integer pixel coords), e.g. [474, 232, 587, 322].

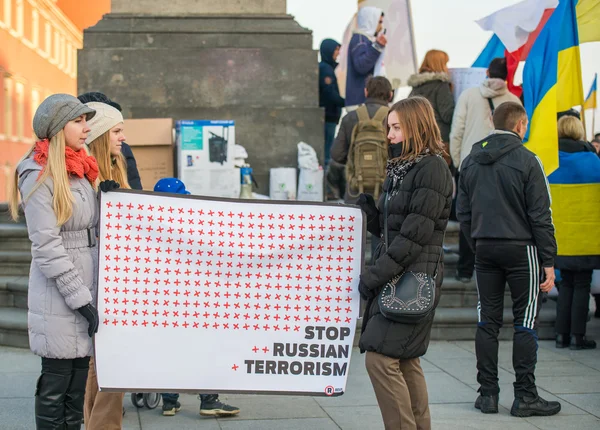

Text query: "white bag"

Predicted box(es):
[297, 142, 320, 170]
[297, 168, 324, 202]
[269, 167, 297, 200]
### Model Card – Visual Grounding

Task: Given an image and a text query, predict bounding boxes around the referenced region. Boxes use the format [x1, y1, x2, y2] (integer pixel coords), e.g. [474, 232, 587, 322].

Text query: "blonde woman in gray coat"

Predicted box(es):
[8, 94, 101, 430]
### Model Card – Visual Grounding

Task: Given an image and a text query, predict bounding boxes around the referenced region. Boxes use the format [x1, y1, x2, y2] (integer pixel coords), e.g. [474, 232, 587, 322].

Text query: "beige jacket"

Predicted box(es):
[449, 78, 521, 170]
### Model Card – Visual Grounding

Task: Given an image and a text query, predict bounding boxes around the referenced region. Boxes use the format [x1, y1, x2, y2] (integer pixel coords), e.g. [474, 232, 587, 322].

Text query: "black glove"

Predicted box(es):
[99, 180, 120, 193]
[356, 193, 378, 220]
[77, 304, 99, 337]
[358, 279, 377, 301]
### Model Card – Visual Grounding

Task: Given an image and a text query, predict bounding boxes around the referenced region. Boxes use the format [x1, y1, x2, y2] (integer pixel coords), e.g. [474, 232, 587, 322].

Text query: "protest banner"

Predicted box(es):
[449, 68, 488, 101]
[95, 190, 364, 396]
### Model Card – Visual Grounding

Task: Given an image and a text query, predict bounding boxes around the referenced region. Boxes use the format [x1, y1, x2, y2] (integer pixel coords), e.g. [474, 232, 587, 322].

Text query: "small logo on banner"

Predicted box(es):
[324, 385, 335, 396]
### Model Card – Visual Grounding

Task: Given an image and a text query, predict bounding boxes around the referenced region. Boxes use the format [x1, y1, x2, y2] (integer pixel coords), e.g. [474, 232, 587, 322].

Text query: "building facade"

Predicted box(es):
[0, 0, 108, 201]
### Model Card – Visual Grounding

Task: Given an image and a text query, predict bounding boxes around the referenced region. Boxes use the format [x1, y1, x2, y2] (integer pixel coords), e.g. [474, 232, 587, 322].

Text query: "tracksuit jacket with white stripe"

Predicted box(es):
[456, 130, 557, 267]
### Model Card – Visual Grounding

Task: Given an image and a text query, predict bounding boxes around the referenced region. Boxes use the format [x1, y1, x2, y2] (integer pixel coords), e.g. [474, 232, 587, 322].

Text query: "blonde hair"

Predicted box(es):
[9, 130, 75, 225]
[387, 96, 445, 161]
[558, 115, 585, 141]
[419, 50, 449, 74]
[88, 131, 130, 189]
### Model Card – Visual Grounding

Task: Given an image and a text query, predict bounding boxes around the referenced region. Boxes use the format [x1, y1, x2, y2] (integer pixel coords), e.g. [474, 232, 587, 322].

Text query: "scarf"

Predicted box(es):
[386, 145, 432, 195]
[34, 139, 99, 184]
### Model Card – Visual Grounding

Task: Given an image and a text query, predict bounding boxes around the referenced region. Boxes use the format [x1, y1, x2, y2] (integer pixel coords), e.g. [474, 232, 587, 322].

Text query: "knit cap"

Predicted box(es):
[85, 102, 124, 144]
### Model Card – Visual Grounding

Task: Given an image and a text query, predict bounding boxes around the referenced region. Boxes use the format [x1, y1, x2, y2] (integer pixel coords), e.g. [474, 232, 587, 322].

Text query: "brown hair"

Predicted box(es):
[366, 76, 393, 102]
[387, 96, 445, 161]
[492, 102, 527, 131]
[558, 115, 585, 141]
[88, 131, 130, 189]
[419, 50, 449, 74]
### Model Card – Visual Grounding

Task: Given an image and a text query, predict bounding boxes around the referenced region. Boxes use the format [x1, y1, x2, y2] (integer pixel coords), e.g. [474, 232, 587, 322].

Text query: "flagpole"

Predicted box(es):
[593, 73, 597, 137]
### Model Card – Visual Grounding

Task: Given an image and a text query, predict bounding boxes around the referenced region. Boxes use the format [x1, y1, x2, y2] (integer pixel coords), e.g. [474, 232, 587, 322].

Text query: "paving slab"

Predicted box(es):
[535, 375, 600, 394]
[0, 398, 35, 430]
[0, 372, 38, 398]
[428, 356, 514, 386]
[430, 418, 539, 429]
[556, 393, 600, 418]
[322, 405, 384, 430]
[219, 417, 340, 430]
[524, 415, 600, 430]
[425, 372, 476, 404]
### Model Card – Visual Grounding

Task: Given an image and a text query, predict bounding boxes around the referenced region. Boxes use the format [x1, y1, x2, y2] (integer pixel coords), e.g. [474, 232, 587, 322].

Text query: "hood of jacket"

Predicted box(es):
[17, 157, 43, 189]
[320, 39, 340, 68]
[407, 72, 451, 88]
[356, 6, 382, 38]
[470, 130, 522, 165]
[558, 137, 596, 154]
[479, 78, 509, 99]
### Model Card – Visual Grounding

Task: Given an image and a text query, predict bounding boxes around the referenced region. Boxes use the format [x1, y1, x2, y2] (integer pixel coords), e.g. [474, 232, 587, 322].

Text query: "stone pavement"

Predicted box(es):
[1, 318, 599, 430]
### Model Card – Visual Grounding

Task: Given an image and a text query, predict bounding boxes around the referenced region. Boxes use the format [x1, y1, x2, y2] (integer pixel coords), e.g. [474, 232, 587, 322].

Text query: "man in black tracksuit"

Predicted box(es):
[457, 102, 561, 417]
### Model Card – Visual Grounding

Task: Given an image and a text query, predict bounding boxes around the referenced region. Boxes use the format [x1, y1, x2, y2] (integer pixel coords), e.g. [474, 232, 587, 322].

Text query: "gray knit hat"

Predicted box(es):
[32, 94, 96, 140]
[84, 102, 124, 144]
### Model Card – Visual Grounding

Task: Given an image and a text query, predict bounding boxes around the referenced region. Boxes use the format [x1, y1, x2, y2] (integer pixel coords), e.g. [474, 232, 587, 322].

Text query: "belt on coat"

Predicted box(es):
[60, 228, 97, 249]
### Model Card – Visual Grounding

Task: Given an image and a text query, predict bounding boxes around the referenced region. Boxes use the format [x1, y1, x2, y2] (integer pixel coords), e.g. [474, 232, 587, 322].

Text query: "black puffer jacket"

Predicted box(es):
[408, 73, 455, 143]
[121, 142, 143, 190]
[359, 155, 453, 359]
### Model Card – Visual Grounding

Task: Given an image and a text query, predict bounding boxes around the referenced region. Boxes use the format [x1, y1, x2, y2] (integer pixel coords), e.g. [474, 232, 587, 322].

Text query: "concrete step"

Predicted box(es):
[0, 251, 31, 276]
[0, 307, 28, 348]
[430, 299, 557, 340]
[0, 276, 28, 309]
[0, 223, 31, 251]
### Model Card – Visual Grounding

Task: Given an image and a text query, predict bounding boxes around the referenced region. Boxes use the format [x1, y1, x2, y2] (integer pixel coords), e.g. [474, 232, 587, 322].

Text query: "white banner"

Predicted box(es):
[449, 68, 488, 102]
[95, 191, 364, 396]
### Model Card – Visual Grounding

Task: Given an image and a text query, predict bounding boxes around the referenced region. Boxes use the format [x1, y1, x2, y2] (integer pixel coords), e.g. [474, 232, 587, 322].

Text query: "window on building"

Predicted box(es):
[4, 77, 13, 138]
[54, 29, 60, 63]
[16, 0, 24, 36]
[31, 88, 40, 115]
[2, 0, 12, 29]
[32, 9, 39, 48]
[15, 82, 24, 140]
[45, 22, 51, 56]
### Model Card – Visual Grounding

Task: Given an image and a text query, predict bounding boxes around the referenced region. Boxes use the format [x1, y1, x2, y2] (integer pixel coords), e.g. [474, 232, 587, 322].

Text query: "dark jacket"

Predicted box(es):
[456, 131, 557, 267]
[121, 142, 143, 190]
[330, 98, 389, 203]
[408, 72, 455, 143]
[551, 137, 600, 271]
[359, 155, 453, 359]
[346, 34, 382, 106]
[319, 39, 345, 124]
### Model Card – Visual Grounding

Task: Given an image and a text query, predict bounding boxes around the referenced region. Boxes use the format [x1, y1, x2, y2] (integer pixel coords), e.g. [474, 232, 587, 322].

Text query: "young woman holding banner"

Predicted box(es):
[9, 94, 100, 429]
[356, 96, 453, 430]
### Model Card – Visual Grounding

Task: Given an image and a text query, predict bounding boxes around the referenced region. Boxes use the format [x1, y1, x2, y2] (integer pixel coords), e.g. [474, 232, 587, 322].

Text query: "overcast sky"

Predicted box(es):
[287, 0, 600, 132]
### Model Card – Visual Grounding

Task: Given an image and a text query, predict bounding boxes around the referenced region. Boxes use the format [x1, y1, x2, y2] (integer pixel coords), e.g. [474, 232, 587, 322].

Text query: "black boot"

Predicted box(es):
[35, 371, 71, 429]
[474, 394, 499, 414]
[511, 395, 561, 417]
[555, 334, 570, 349]
[64, 365, 89, 430]
[570, 335, 597, 350]
[594, 294, 600, 318]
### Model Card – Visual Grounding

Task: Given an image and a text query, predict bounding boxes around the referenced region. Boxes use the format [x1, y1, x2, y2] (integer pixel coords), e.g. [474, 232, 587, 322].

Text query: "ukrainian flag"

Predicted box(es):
[583, 73, 597, 110]
[548, 151, 600, 257]
[523, 0, 584, 176]
[577, 0, 600, 43]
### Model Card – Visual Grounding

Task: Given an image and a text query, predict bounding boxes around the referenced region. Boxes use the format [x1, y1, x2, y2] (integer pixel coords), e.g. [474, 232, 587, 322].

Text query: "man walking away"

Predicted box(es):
[457, 102, 561, 418]
[450, 57, 521, 283]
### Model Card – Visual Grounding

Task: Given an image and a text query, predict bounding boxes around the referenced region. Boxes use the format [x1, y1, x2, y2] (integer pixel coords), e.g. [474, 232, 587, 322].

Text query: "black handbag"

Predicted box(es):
[377, 178, 443, 324]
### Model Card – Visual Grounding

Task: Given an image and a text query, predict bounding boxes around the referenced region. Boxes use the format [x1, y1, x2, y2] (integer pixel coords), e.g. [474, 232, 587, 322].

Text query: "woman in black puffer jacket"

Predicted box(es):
[357, 96, 453, 430]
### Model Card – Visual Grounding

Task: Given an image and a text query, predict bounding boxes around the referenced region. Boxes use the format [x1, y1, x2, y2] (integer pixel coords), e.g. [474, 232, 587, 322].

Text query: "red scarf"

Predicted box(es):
[33, 139, 99, 184]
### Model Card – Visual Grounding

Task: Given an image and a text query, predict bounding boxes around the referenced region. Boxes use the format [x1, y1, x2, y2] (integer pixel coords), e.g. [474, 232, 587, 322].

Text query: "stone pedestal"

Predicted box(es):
[78, 1, 323, 194]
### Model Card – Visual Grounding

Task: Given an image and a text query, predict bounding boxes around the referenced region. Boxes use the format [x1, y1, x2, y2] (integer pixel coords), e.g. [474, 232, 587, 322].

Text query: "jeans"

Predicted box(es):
[556, 270, 592, 335]
[324, 121, 338, 169]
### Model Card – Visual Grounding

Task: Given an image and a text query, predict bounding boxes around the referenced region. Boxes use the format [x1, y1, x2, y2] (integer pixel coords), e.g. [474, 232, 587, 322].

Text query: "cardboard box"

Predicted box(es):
[125, 118, 174, 190]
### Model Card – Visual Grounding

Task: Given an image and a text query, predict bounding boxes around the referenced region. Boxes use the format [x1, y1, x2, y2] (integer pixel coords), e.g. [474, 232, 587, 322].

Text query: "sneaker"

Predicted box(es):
[570, 335, 597, 350]
[162, 401, 181, 417]
[474, 394, 499, 414]
[199, 395, 240, 417]
[510, 395, 561, 417]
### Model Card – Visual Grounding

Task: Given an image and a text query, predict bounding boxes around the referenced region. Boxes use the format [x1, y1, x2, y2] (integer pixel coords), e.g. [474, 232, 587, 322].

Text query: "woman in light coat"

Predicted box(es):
[8, 94, 100, 429]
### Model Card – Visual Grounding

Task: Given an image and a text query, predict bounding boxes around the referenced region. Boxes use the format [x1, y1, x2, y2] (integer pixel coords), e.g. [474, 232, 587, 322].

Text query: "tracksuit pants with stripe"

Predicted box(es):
[475, 242, 541, 399]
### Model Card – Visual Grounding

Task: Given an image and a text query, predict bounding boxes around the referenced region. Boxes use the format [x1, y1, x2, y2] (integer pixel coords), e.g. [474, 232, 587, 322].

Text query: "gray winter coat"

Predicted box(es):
[17, 157, 98, 359]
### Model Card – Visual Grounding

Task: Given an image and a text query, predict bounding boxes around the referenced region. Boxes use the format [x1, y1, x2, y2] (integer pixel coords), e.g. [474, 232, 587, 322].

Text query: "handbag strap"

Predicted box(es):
[487, 97, 495, 115]
[383, 178, 446, 279]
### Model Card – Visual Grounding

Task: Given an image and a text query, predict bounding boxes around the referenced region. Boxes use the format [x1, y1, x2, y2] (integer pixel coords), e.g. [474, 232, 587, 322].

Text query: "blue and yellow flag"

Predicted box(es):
[576, 0, 600, 43]
[523, 0, 584, 176]
[583, 73, 597, 110]
[548, 151, 600, 257]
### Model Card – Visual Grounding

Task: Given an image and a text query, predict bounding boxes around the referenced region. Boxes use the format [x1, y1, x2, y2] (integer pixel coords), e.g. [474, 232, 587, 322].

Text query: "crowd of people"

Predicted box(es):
[4, 5, 599, 430]
[318, 5, 600, 429]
